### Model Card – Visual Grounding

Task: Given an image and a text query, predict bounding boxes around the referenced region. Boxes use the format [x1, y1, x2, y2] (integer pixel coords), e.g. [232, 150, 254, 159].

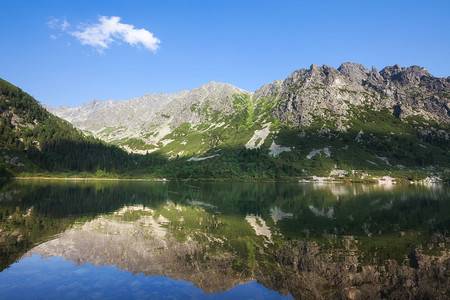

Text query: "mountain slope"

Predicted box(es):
[49, 63, 450, 180]
[0, 78, 133, 175]
[49, 82, 251, 154]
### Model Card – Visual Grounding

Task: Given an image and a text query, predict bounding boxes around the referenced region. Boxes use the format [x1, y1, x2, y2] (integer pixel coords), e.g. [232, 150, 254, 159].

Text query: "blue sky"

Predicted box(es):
[1, 0, 449, 108]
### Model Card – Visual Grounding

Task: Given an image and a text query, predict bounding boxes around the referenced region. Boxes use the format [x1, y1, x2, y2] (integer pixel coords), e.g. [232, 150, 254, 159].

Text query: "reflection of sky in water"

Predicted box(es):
[0, 255, 292, 299]
[0, 181, 448, 299]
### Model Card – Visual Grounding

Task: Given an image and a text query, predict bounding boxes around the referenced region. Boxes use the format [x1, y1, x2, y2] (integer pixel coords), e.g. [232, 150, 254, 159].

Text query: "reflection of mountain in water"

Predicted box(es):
[1, 181, 449, 298]
[26, 204, 250, 294]
[26, 202, 450, 299]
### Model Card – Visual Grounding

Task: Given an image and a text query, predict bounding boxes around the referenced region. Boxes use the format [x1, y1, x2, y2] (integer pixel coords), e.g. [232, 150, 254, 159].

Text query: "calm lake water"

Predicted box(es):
[0, 180, 449, 299]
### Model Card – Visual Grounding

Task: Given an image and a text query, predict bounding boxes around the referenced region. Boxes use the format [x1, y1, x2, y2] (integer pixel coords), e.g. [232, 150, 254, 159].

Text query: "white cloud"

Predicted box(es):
[50, 34, 57, 40]
[71, 16, 160, 52]
[48, 17, 70, 31]
[61, 19, 70, 31]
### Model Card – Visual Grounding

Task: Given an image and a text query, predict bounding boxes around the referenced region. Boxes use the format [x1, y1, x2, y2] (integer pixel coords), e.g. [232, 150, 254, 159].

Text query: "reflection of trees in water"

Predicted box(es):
[1, 180, 449, 237]
[0, 180, 449, 298]
[0, 180, 169, 271]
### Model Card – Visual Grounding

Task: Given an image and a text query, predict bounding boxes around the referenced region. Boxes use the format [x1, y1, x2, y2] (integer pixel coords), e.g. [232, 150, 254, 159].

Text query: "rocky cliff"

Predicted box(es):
[257, 63, 449, 128]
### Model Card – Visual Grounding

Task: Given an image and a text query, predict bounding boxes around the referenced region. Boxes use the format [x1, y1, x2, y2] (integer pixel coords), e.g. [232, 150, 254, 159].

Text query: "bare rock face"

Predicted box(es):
[253, 80, 283, 100]
[50, 81, 250, 132]
[372, 65, 450, 121]
[379, 64, 432, 86]
[255, 63, 450, 127]
[264, 63, 379, 127]
[338, 62, 371, 84]
[169, 81, 248, 128]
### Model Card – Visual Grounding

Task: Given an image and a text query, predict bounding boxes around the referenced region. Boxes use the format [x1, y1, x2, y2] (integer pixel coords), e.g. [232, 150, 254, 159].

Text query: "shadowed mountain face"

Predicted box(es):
[1, 180, 449, 298]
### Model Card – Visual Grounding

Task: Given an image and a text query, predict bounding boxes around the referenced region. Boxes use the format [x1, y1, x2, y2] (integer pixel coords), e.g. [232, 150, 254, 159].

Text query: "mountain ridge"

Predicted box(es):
[48, 62, 449, 155]
[1, 63, 449, 180]
[48, 81, 251, 150]
[51, 62, 450, 124]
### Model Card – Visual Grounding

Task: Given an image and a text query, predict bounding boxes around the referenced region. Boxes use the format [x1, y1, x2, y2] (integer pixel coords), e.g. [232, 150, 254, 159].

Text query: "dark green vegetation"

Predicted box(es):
[0, 78, 138, 176]
[1, 181, 449, 298]
[0, 76, 449, 181]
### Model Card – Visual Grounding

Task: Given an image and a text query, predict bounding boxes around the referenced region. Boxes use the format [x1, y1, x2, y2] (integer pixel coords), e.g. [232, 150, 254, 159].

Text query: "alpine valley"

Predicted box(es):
[1, 62, 449, 181]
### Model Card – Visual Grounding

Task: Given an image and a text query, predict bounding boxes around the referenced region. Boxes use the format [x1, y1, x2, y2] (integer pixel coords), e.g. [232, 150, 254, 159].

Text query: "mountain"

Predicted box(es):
[260, 63, 449, 127]
[1, 63, 449, 180]
[0, 78, 133, 176]
[48, 63, 450, 180]
[49, 81, 251, 154]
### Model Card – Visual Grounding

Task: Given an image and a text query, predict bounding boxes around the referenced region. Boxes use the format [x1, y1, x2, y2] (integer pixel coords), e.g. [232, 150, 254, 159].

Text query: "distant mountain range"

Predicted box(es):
[47, 81, 250, 154]
[1, 62, 449, 180]
[48, 63, 449, 151]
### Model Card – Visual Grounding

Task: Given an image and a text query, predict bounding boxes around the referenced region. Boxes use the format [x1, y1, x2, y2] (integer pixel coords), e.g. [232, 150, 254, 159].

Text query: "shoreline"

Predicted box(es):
[14, 177, 169, 182]
[10, 176, 445, 185]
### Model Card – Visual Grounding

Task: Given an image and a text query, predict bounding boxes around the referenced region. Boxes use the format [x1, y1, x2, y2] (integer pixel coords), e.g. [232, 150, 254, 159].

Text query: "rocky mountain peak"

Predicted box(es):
[105, 99, 117, 105]
[380, 65, 432, 85]
[309, 63, 321, 71]
[194, 81, 250, 96]
[254, 80, 282, 101]
[338, 62, 370, 84]
[82, 99, 104, 108]
[269, 62, 449, 127]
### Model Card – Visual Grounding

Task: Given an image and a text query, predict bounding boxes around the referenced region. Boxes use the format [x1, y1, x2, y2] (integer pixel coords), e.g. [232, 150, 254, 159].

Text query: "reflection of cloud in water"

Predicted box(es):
[308, 205, 334, 218]
[245, 215, 272, 241]
[270, 207, 293, 224]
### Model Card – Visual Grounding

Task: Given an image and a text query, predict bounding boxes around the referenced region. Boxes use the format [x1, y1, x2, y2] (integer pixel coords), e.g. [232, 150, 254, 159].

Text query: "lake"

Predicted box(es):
[0, 180, 449, 299]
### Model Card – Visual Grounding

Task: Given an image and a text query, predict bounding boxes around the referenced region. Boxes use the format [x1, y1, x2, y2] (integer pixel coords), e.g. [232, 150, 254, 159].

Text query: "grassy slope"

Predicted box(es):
[139, 92, 449, 181]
